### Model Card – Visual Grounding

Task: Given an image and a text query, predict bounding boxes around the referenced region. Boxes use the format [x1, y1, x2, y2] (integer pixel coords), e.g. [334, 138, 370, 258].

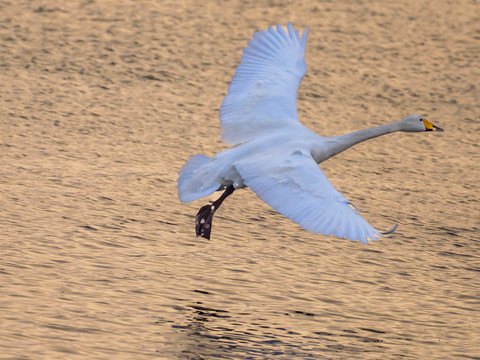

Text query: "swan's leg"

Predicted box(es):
[195, 185, 235, 240]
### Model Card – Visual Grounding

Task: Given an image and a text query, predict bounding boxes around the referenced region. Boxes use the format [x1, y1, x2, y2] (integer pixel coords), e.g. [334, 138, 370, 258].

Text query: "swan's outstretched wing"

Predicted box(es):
[234, 152, 383, 243]
[220, 23, 310, 145]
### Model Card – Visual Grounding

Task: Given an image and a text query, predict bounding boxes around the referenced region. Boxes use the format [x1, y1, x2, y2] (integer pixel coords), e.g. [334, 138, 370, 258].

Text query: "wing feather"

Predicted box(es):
[219, 23, 310, 145]
[234, 152, 382, 243]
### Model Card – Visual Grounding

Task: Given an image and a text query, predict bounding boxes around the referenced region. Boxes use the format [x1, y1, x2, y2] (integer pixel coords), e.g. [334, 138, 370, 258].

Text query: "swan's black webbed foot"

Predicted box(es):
[195, 203, 216, 239]
[195, 185, 235, 240]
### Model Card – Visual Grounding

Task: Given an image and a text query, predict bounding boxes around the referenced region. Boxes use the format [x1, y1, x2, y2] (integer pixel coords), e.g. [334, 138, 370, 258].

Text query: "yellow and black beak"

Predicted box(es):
[423, 119, 444, 132]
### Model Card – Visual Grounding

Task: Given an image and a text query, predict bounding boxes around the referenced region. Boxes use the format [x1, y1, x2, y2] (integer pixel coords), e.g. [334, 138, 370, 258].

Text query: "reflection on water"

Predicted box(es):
[174, 301, 389, 359]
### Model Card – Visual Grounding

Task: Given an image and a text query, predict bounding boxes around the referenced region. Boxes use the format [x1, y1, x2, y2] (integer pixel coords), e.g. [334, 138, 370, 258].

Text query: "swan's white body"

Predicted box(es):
[178, 23, 443, 243]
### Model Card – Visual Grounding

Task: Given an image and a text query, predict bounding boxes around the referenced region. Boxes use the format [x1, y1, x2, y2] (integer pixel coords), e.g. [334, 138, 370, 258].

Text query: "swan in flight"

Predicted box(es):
[177, 23, 443, 243]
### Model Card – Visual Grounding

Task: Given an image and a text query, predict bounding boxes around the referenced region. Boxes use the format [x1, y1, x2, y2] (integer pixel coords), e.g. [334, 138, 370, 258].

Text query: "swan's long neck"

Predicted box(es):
[313, 122, 402, 163]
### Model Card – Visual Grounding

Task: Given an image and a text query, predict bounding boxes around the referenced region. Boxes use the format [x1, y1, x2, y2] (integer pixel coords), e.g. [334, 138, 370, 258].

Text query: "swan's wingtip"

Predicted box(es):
[381, 224, 398, 236]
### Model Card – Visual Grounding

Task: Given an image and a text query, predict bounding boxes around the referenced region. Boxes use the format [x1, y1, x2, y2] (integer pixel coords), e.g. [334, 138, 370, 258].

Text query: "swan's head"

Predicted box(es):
[399, 114, 444, 132]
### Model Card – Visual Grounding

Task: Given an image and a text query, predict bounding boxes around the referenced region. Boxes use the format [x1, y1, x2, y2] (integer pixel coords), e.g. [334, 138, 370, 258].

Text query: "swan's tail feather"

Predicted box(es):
[177, 154, 220, 203]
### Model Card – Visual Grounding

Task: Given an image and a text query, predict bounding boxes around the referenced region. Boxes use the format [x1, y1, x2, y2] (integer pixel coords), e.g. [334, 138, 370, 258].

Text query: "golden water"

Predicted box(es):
[1, 1, 479, 358]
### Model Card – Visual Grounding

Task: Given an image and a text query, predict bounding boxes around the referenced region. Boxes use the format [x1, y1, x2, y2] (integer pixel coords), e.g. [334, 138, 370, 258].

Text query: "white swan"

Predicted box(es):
[177, 23, 443, 243]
